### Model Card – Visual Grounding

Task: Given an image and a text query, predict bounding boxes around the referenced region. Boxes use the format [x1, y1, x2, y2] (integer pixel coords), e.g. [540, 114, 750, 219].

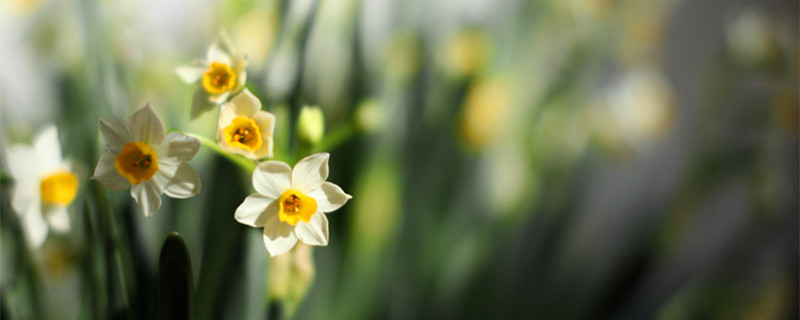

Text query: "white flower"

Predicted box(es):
[176, 32, 248, 118]
[216, 89, 276, 160]
[235, 153, 352, 257]
[6, 126, 78, 248]
[92, 105, 202, 217]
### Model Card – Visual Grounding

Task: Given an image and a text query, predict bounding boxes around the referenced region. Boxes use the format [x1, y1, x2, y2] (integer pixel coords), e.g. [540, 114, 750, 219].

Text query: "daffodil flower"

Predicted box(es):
[7, 126, 78, 248]
[216, 89, 276, 160]
[176, 32, 248, 118]
[235, 153, 352, 257]
[92, 105, 202, 217]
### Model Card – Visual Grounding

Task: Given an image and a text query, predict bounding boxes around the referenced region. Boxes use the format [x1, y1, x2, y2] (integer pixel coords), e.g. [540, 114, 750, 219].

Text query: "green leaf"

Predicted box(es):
[156, 232, 194, 320]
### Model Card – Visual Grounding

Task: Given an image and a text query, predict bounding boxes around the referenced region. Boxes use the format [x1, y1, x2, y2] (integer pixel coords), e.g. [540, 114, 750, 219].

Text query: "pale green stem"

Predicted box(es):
[189, 133, 256, 173]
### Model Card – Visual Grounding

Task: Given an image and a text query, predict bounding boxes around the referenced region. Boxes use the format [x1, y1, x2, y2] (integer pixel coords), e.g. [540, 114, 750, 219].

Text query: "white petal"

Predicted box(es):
[33, 125, 62, 171]
[263, 211, 297, 257]
[253, 161, 291, 197]
[11, 182, 38, 217]
[235, 194, 278, 228]
[45, 206, 70, 232]
[294, 212, 329, 246]
[7, 145, 40, 180]
[163, 162, 201, 199]
[307, 181, 352, 213]
[230, 89, 260, 116]
[291, 153, 329, 193]
[252, 111, 276, 159]
[91, 152, 131, 191]
[209, 90, 232, 105]
[130, 105, 166, 145]
[162, 132, 200, 161]
[23, 204, 48, 248]
[208, 32, 234, 64]
[131, 180, 162, 217]
[231, 53, 248, 92]
[218, 102, 238, 127]
[191, 88, 217, 119]
[176, 60, 208, 83]
[99, 116, 133, 153]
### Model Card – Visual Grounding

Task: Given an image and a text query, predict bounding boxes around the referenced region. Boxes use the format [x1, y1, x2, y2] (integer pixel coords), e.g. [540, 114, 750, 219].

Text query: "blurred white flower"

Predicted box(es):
[7, 126, 77, 248]
[216, 89, 276, 160]
[176, 32, 248, 118]
[235, 153, 352, 257]
[92, 105, 201, 217]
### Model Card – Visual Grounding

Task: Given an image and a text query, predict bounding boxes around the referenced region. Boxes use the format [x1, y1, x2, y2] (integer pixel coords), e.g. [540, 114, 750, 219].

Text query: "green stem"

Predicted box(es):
[190, 133, 256, 173]
[313, 121, 358, 154]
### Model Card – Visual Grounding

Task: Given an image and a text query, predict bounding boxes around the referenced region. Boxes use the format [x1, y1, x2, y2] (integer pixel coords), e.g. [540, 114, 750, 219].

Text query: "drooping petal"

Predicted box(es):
[208, 32, 234, 64]
[33, 125, 62, 171]
[11, 182, 37, 217]
[92, 152, 131, 191]
[162, 132, 201, 162]
[99, 116, 133, 153]
[230, 89, 260, 116]
[131, 180, 162, 217]
[130, 105, 166, 146]
[235, 194, 278, 228]
[253, 161, 292, 197]
[163, 162, 201, 199]
[176, 60, 209, 84]
[263, 211, 297, 257]
[191, 88, 217, 119]
[291, 153, 329, 193]
[23, 204, 48, 248]
[307, 181, 352, 213]
[45, 206, 70, 232]
[252, 111, 276, 159]
[294, 212, 329, 246]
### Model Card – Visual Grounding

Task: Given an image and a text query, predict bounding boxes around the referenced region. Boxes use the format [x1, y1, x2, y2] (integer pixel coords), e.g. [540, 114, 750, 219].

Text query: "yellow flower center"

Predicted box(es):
[278, 189, 317, 226]
[114, 142, 159, 185]
[224, 116, 262, 152]
[202, 62, 237, 94]
[40, 171, 79, 205]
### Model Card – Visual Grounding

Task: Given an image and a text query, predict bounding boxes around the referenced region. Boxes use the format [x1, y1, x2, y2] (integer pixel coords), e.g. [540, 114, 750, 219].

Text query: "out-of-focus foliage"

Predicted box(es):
[1, 0, 797, 319]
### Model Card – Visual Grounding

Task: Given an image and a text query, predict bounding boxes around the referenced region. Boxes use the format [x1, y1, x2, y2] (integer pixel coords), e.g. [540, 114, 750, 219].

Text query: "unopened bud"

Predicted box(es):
[296, 106, 325, 145]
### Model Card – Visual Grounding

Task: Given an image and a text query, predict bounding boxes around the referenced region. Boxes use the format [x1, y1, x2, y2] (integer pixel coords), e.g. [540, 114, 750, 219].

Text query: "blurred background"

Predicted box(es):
[1, 0, 798, 318]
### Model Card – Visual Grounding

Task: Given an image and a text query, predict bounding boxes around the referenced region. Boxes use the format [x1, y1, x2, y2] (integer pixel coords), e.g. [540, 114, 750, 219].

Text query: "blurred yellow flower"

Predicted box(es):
[216, 89, 276, 160]
[92, 105, 202, 217]
[176, 32, 248, 118]
[459, 76, 512, 149]
[235, 153, 352, 257]
[6, 126, 77, 248]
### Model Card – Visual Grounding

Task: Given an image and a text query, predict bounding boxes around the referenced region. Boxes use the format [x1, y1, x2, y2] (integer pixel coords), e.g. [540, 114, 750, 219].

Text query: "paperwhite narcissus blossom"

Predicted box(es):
[235, 153, 352, 257]
[91, 105, 202, 217]
[216, 89, 276, 160]
[176, 32, 248, 118]
[6, 126, 78, 248]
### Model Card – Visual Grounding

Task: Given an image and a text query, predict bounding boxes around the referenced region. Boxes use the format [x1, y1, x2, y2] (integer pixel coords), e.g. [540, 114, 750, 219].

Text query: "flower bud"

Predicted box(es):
[296, 106, 325, 145]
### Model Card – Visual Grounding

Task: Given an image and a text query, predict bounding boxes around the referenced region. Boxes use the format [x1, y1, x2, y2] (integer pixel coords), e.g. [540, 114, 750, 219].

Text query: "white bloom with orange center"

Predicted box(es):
[235, 153, 352, 257]
[176, 32, 248, 117]
[92, 105, 202, 217]
[216, 89, 276, 160]
[7, 126, 78, 248]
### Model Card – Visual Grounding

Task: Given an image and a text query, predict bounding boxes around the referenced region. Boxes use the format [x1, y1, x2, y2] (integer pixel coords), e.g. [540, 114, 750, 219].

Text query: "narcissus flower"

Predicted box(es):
[6, 126, 78, 248]
[235, 153, 352, 257]
[92, 105, 202, 217]
[216, 89, 276, 160]
[176, 32, 248, 118]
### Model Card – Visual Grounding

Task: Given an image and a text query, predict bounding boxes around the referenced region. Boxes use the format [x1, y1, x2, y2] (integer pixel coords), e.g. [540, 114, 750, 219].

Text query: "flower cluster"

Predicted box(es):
[91, 32, 349, 257]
